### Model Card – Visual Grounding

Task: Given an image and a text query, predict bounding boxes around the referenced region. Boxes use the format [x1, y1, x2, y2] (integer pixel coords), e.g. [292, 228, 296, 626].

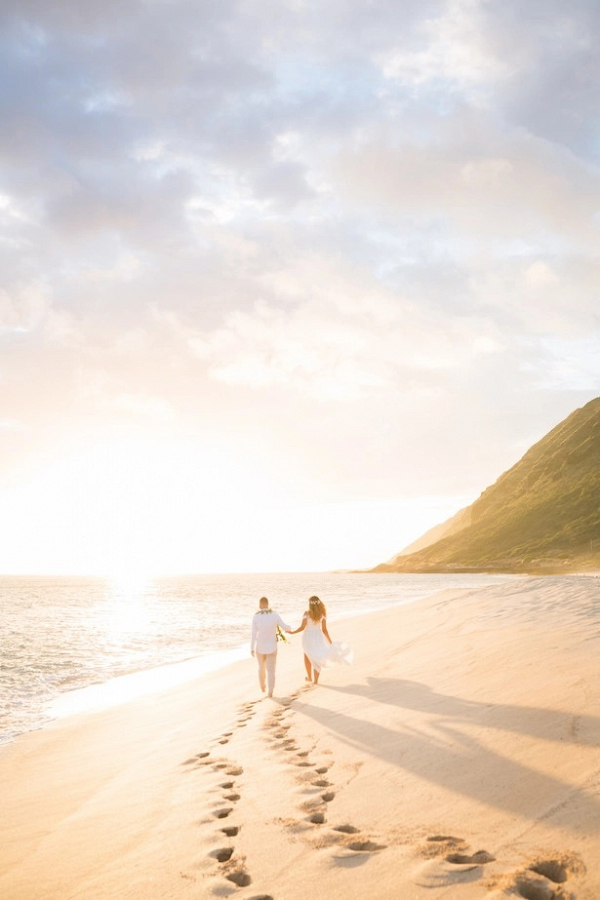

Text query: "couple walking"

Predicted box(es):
[250, 595, 352, 697]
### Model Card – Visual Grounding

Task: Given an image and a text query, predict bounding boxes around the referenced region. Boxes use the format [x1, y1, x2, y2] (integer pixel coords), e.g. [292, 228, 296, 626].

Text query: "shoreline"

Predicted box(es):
[2, 575, 600, 898]
[1, 600, 418, 750]
[2, 571, 514, 748]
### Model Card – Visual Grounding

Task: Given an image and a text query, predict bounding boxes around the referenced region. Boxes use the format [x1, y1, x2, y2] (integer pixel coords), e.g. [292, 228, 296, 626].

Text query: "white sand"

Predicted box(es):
[1, 575, 599, 899]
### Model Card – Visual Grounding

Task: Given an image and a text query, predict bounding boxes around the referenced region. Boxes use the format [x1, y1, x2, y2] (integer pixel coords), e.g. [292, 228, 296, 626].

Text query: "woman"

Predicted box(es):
[289, 595, 353, 684]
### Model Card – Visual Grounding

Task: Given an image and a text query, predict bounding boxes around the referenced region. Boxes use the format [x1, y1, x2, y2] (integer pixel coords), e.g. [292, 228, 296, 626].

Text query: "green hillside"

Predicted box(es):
[374, 397, 600, 574]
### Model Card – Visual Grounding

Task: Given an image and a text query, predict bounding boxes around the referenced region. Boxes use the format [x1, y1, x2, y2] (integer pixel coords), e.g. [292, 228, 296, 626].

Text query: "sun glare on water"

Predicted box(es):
[103, 570, 155, 639]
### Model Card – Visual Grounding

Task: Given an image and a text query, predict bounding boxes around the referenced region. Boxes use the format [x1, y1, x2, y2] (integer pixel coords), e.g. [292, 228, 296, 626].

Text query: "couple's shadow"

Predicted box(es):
[325, 676, 599, 745]
[296, 676, 600, 827]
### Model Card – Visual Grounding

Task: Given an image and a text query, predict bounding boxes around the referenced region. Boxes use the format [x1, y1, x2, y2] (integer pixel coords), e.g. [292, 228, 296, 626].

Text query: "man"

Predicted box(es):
[250, 597, 291, 698]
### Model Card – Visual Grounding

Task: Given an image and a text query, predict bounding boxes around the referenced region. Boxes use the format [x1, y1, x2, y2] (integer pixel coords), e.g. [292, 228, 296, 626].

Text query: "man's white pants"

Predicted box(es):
[256, 651, 277, 694]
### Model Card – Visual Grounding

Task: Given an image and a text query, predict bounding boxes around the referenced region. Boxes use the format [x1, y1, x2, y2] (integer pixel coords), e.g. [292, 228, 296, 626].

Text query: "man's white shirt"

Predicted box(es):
[251, 610, 291, 654]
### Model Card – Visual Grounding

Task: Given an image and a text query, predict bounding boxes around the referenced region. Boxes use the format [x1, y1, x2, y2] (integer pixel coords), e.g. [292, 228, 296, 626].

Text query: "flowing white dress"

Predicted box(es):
[302, 615, 353, 672]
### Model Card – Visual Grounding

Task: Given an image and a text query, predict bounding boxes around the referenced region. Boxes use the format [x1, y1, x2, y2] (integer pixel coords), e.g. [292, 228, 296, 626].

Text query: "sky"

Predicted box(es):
[0, 0, 599, 577]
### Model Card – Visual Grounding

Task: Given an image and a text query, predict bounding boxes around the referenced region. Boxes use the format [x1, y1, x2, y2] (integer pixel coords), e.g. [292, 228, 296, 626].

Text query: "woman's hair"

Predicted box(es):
[307, 595, 326, 622]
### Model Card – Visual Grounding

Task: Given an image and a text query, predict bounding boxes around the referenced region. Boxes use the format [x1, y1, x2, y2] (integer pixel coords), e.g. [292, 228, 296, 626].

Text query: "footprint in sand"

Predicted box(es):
[489, 853, 585, 900]
[447, 850, 495, 865]
[223, 793, 240, 802]
[416, 836, 495, 890]
[225, 869, 252, 887]
[422, 835, 468, 857]
[528, 859, 570, 884]
[295, 769, 321, 787]
[210, 847, 234, 862]
[213, 807, 234, 819]
[301, 796, 325, 812]
[424, 835, 495, 867]
[427, 834, 462, 844]
[327, 828, 387, 860]
[347, 840, 386, 852]
[220, 825, 240, 837]
[181, 750, 211, 767]
[510, 876, 557, 900]
[236, 703, 258, 725]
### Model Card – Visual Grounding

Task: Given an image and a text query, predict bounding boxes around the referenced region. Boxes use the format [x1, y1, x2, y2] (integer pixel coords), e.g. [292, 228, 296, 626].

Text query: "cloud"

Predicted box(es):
[0, 281, 49, 335]
[334, 111, 600, 250]
[377, 0, 512, 104]
[46, 167, 196, 238]
[0, 0, 598, 559]
[156, 247, 509, 413]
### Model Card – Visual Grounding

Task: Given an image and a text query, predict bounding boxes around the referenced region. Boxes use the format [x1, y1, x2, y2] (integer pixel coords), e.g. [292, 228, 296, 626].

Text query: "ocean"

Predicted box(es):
[0, 571, 512, 745]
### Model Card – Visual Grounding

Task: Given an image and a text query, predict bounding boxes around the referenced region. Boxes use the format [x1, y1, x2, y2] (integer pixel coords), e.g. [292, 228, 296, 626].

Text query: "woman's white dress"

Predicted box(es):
[302, 615, 353, 672]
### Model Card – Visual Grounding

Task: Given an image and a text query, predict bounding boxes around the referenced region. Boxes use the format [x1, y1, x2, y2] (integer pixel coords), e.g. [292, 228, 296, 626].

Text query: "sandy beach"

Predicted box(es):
[2, 575, 600, 899]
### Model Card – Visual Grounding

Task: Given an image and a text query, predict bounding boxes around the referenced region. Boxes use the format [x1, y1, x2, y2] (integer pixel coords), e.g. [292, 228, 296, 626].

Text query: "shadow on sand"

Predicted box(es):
[295, 677, 600, 830]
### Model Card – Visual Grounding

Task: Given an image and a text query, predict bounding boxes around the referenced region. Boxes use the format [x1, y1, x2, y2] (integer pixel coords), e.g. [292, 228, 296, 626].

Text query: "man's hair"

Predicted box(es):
[259, 596, 269, 608]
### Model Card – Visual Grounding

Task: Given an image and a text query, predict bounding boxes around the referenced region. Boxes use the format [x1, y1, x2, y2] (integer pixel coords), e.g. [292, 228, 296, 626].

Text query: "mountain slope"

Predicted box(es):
[384, 505, 471, 562]
[374, 397, 600, 574]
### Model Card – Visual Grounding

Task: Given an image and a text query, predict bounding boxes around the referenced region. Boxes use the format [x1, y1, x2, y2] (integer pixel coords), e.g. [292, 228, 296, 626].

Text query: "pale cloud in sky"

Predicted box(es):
[0, 0, 598, 574]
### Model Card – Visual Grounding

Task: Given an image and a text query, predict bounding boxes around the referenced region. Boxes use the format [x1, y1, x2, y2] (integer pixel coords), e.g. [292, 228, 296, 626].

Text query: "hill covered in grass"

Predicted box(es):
[374, 397, 600, 574]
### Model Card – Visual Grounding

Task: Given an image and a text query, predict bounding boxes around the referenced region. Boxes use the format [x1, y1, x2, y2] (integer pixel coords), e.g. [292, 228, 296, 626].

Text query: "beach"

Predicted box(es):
[1, 575, 599, 899]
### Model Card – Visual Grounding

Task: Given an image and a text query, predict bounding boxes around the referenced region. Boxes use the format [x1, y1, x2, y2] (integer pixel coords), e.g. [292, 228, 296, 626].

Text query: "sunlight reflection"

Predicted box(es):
[49, 647, 249, 719]
[103, 572, 154, 640]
